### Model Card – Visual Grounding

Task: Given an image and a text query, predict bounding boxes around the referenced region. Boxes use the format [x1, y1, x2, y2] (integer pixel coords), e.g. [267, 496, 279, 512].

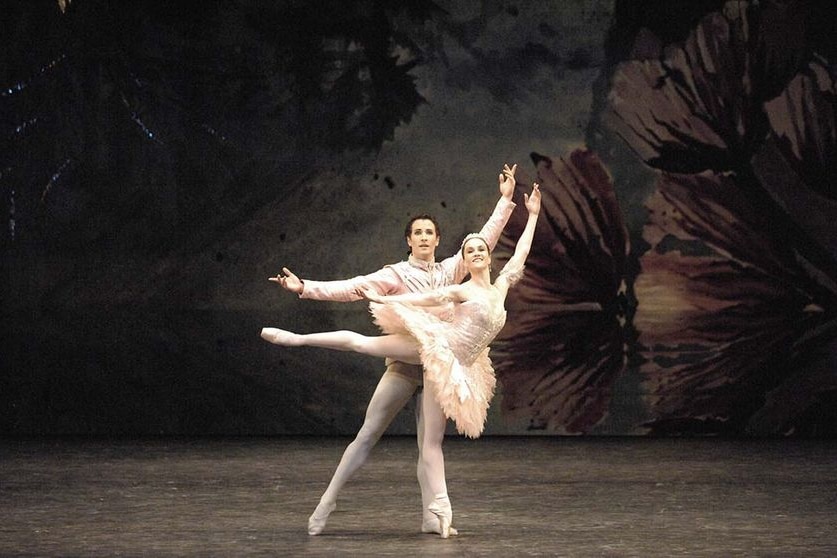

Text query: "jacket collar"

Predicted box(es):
[407, 254, 436, 270]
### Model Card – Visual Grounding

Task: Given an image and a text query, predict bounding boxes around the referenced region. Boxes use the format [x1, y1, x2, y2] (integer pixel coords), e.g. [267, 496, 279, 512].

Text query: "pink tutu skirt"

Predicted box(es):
[370, 302, 496, 438]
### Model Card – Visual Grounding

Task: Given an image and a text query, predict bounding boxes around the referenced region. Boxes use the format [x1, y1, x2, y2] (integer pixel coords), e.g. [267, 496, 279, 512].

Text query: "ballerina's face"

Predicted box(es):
[406, 219, 440, 262]
[462, 238, 491, 271]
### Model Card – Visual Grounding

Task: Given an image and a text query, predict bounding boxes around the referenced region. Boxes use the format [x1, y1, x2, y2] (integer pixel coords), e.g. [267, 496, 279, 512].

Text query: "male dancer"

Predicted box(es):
[271, 164, 516, 535]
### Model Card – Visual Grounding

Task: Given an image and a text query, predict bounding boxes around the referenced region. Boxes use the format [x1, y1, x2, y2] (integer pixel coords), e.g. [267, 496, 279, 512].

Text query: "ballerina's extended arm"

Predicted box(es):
[494, 183, 541, 297]
[263, 277, 466, 363]
[356, 284, 466, 306]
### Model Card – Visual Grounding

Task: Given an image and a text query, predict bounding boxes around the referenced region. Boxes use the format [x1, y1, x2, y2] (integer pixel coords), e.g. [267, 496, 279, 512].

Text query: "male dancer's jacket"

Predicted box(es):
[298, 197, 515, 301]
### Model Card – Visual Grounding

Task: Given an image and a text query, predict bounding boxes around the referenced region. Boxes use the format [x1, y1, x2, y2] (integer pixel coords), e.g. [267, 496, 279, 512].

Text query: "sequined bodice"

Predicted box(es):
[446, 298, 507, 365]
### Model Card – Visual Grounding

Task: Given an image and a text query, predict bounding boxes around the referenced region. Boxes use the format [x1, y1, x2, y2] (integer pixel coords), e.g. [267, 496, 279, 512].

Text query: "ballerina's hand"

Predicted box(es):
[356, 287, 383, 303]
[524, 182, 541, 215]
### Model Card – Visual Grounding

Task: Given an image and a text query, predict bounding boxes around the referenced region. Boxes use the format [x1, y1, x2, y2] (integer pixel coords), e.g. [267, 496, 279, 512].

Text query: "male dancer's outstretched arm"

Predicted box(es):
[273, 163, 517, 301]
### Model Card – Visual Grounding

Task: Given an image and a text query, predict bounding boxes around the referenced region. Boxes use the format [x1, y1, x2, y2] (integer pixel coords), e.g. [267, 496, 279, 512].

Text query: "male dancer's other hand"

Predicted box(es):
[269, 267, 304, 294]
[498, 163, 517, 200]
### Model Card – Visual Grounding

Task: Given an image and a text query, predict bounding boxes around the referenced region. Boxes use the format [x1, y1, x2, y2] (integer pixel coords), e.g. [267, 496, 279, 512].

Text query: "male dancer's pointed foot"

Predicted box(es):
[261, 327, 300, 346]
[307, 501, 336, 536]
[427, 494, 455, 539]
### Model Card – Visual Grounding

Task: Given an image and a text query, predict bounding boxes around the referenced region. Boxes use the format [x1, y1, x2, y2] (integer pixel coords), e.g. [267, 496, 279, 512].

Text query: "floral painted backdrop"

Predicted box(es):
[2, 0, 834, 436]
[493, 1, 837, 436]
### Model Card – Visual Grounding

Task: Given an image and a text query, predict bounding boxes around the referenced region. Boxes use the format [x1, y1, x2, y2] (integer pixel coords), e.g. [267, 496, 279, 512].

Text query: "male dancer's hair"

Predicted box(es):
[404, 214, 441, 239]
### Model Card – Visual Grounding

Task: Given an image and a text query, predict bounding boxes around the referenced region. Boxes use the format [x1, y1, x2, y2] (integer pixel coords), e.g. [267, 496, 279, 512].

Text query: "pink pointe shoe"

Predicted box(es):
[260, 327, 300, 346]
[427, 494, 456, 539]
[307, 501, 336, 536]
[422, 518, 459, 536]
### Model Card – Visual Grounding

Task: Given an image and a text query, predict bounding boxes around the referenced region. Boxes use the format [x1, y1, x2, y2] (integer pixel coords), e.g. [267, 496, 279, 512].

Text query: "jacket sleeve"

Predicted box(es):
[299, 266, 405, 301]
[445, 196, 516, 283]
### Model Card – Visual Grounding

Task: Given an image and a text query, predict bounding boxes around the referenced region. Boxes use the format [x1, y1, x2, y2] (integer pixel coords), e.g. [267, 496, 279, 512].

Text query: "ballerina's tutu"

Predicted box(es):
[370, 300, 498, 439]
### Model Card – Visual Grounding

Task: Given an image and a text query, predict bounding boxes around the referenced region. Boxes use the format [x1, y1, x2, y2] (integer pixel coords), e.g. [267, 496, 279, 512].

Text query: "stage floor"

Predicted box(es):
[2, 436, 836, 556]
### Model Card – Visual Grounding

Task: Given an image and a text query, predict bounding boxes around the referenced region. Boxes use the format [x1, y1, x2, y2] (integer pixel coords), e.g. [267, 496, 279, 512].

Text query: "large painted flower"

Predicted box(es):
[606, 0, 837, 434]
[491, 148, 632, 434]
[635, 170, 836, 435]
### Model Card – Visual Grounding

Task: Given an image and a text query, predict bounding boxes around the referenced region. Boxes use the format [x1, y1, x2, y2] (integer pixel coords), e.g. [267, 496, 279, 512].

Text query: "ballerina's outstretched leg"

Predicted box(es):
[261, 326, 425, 533]
[261, 327, 422, 366]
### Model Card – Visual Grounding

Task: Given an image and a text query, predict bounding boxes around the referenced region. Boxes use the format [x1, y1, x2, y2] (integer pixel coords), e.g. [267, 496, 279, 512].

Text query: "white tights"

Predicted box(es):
[263, 327, 452, 531]
[316, 370, 428, 509]
[420, 377, 450, 506]
[282, 329, 423, 366]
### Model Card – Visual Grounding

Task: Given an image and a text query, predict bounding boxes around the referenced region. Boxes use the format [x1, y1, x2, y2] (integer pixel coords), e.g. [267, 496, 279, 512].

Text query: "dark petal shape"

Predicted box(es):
[606, 1, 808, 173]
[752, 58, 837, 278]
[636, 171, 836, 434]
[642, 172, 824, 285]
[747, 334, 837, 435]
[746, 0, 809, 101]
[764, 58, 837, 201]
[496, 149, 629, 306]
[751, 136, 837, 281]
[492, 149, 630, 434]
[492, 309, 626, 435]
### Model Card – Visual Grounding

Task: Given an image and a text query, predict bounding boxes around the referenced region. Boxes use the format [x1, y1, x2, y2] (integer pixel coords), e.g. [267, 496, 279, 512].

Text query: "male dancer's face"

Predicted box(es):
[406, 219, 440, 263]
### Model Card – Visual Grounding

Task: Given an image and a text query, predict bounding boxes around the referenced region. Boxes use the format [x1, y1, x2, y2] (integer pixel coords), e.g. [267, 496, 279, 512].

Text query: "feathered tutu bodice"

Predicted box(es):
[369, 263, 523, 438]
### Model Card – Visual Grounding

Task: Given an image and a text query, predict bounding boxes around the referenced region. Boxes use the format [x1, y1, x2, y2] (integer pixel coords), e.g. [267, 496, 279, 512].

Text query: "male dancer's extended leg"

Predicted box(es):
[420, 386, 457, 538]
[307, 370, 417, 535]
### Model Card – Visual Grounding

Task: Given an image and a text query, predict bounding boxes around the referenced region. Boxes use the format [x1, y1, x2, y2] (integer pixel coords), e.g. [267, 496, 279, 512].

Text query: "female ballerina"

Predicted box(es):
[262, 182, 541, 537]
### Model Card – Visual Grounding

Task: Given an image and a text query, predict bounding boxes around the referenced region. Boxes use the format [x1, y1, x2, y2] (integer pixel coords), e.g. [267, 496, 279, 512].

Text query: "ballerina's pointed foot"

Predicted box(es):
[427, 494, 455, 539]
[261, 327, 301, 346]
[307, 501, 336, 536]
[422, 519, 458, 536]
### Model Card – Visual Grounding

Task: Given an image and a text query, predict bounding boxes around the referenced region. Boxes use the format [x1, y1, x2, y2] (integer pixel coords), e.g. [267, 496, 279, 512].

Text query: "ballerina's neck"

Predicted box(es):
[469, 268, 491, 286]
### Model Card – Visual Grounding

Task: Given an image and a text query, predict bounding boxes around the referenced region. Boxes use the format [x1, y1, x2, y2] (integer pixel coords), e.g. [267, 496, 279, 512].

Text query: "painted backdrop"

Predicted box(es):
[2, 0, 835, 436]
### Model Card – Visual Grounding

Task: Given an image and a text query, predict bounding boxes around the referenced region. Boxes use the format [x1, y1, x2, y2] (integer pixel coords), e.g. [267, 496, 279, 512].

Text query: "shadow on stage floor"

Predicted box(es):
[1, 436, 836, 557]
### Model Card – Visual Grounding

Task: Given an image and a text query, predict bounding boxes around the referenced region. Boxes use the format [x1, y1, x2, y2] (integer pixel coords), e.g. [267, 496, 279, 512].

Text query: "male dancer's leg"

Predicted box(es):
[307, 369, 417, 535]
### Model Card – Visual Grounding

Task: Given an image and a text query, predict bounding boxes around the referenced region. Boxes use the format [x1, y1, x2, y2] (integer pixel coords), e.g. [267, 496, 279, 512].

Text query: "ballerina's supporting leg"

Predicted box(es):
[420, 387, 458, 538]
[416, 393, 438, 533]
[261, 327, 422, 365]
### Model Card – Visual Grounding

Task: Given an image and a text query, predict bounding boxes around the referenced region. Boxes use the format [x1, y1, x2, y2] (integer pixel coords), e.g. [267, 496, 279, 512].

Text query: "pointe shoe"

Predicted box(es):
[427, 495, 454, 539]
[260, 327, 299, 346]
[422, 518, 458, 536]
[307, 501, 336, 536]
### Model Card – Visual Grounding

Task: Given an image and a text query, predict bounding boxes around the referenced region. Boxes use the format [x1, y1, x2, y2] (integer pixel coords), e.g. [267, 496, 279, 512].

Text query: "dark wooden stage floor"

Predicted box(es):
[2, 436, 836, 557]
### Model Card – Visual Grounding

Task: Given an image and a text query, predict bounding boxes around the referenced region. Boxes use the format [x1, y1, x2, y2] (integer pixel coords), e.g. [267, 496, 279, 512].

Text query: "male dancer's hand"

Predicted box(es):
[498, 163, 517, 200]
[269, 267, 304, 294]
